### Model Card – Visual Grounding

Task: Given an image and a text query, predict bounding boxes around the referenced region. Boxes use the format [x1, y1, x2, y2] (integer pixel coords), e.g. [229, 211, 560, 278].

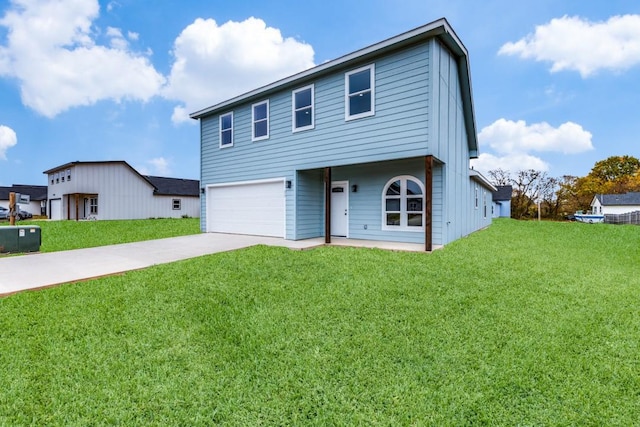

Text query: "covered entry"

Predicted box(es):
[206, 178, 286, 237]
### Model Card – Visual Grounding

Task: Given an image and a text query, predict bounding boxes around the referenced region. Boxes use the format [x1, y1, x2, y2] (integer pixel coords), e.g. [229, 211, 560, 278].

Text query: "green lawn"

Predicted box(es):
[1, 219, 639, 425]
[1, 218, 200, 252]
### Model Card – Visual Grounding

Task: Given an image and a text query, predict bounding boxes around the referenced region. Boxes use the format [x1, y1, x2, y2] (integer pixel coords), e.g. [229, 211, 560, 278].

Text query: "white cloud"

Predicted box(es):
[471, 152, 549, 175]
[163, 17, 315, 124]
[0, 0, 165, 117]
[0, 125, 17, 160]
[472, 118, 593, 175]
[478, 118, 593, 155]
[147, 157, 170, 175]
[499, 15, 640, 77]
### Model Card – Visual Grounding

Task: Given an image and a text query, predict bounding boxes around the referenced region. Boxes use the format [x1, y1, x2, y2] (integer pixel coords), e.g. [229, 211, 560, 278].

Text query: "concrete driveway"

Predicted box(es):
[0, 233, 323, 296]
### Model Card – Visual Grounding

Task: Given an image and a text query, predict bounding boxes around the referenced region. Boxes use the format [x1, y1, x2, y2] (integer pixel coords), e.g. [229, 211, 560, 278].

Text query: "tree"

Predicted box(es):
[511, 169, 547, 219]
[590, 155, 640, 183]
[487, 168, 511, 186]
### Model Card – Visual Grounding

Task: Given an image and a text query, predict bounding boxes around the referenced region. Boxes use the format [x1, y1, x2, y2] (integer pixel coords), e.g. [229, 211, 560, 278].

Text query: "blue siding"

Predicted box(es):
[295, 169, 324, 239]
[199, 34, 491, 246]
[331, 158, 430, 244]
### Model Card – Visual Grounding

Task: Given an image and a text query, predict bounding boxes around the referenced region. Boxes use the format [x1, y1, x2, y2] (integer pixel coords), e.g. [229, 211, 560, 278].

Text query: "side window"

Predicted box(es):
[474, 185, 479, 209]
[252, 100, 269, 141]
[172, 199, 181, 210]
[89, 197, 98, 215]
[66, 169, 71, 181]
[219, 112, 233, 148]
[292, 85, 314, 132]
[345, 64, 375, 120]
[382, 176, 425, 231]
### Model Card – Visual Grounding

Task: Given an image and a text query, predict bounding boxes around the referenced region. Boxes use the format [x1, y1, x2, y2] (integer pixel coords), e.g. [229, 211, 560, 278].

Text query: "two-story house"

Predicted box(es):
[43, 161, 200, 220]
[190, 18, 495, 250]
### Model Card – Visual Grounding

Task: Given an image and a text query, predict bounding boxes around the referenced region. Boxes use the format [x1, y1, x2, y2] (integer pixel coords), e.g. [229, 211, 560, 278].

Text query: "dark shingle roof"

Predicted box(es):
[144, 176, 200, 197]
[0, 185, 48, 201]
[596, 192, 640, 206]
[492, 185, 512, 201]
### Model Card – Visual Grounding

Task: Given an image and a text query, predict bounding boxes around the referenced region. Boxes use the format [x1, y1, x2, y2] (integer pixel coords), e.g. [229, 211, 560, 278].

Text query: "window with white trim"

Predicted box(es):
[382, 176, 425, 231]
[345, 64, 375, 120]
[66, 169, 71, 181]
[172, 199, 181, 210]
[252, 100, 269, 141]
[219, 112, 233, 147]
[483, 191, 487, 218]
[474, 185, 479, 209]
[89, 197, 98, 215]
[292, 85, 314, 131]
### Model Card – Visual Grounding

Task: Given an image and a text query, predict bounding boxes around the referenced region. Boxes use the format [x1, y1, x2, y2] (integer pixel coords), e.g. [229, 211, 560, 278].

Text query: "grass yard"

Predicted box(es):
[1, 218, 200, 252]
[1, 219, 639, 425]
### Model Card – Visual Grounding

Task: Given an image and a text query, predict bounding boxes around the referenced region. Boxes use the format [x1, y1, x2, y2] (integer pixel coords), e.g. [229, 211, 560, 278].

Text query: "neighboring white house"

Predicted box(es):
[43, 161, 200, 220]
[591, 192, 640, 215]
[0, 184, 48, 217]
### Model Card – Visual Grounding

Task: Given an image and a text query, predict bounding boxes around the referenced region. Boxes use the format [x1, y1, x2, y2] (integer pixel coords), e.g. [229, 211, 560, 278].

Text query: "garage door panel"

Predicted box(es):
[207, 180, 285, 237]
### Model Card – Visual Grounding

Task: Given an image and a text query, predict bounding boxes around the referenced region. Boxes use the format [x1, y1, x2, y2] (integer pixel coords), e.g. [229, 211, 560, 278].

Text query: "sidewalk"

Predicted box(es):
[0, 233, 428, 296]
[0, 233, 323, 296]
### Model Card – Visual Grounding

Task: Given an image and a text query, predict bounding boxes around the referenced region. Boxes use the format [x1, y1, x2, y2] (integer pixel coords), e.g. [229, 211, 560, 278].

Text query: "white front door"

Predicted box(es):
[330, 181, 348, 237]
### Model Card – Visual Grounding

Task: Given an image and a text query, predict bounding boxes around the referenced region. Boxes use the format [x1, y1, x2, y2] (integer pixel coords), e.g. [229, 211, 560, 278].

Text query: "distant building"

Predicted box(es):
[0, 184, 48, 216]
[43, 161, 200, 220]
[492, 185, 512, 218]
[591, 192, 640, 215]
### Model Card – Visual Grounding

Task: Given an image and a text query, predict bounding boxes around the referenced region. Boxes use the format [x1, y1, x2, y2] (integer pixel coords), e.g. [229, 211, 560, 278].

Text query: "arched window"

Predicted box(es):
[382, 176, 425, 231]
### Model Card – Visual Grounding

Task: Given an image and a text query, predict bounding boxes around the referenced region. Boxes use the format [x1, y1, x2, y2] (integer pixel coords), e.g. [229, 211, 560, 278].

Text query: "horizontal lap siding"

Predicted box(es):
[295, 169, 324, 239]
[332, 158, 430, 244]
[200, 43, 432, 237]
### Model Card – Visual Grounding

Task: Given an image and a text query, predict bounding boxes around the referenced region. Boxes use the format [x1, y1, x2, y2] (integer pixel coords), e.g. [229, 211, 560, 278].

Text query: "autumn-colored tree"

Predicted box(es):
[570, 155, 640, 211]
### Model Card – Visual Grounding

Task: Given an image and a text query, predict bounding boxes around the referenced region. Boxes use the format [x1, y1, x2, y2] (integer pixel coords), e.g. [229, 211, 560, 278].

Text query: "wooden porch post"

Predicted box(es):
[324, 167, 331, 244]
[75, 194, 80, 221]
[425, 155, 433, 252]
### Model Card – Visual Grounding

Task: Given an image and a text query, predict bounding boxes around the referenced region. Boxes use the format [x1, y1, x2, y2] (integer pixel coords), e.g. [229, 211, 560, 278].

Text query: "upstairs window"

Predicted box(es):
[252, 100, 269, 141]
[345, 64, 375, 120]
[66, 169, 71, 181]
[382, 176, 425, 231]
[292, 85, 314, 132]
[219, 112, 234, 148]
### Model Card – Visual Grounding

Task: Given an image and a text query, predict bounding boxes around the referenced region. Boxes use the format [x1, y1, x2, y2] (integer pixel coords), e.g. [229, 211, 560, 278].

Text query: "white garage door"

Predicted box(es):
[207, 179, 285, 237]
[50, 199, 62, 220]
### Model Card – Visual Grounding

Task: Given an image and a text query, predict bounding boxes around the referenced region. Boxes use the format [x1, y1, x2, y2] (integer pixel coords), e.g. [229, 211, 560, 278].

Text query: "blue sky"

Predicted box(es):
[1, 0, 639, 186]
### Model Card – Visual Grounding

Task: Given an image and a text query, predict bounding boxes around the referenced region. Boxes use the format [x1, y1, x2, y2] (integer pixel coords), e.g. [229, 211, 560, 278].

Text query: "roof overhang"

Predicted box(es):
[470, 169, 497, 192]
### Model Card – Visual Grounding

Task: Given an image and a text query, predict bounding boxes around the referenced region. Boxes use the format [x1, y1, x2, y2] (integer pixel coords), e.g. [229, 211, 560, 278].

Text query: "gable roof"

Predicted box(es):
[0, 185, 48, 201]
[144, 176, 200, 197]
[43, 161, 199, 197]
[190, 18, 478, 157]
[492, 185, 512, 202]
[595, 192, 640, 206]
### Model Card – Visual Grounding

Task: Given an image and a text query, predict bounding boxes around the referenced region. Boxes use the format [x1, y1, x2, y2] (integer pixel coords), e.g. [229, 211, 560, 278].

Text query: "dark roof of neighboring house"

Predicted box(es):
[596, 192, 640, 206]
[144, 176, 200, 197]
[0, 184, 48, 201]
[43, 161, 199, 197]
[492, 185, 512, 202]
